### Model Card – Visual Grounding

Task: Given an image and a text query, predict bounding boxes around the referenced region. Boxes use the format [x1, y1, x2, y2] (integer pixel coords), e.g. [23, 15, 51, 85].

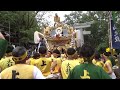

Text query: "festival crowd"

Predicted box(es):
[0, 32, 120, 79]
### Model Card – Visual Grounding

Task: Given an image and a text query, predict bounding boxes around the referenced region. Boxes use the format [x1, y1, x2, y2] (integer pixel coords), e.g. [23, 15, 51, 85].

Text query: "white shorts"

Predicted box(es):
[46, 73, 62, 79]
[109, 72, 116, 79]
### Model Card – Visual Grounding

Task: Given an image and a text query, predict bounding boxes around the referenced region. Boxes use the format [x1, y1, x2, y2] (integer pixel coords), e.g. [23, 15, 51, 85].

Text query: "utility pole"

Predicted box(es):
[107, 11, 110, 49]
[108, 11, 114, 55]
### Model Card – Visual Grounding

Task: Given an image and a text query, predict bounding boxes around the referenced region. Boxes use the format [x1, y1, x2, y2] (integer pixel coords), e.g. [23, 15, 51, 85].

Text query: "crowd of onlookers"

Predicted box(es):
[0, 32, 120, 79]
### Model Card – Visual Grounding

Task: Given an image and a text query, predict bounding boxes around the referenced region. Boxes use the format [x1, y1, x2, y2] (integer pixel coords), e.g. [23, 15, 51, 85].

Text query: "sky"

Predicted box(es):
[48, 11, 72, 26]
[51, 11, 72, 21]
[37, 11, 87, 26]
[49, 11, 87, 25]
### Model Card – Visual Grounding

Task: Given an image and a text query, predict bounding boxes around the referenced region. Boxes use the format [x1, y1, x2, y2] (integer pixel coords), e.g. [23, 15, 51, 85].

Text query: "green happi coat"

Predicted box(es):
[67, 63, 111, 79]
[0, 39, 8, 60]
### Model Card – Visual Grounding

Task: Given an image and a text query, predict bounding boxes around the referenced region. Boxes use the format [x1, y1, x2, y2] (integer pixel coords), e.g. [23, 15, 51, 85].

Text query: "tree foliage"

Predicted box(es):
[0, 11, 51, 45]
[64, 11, 120, 49]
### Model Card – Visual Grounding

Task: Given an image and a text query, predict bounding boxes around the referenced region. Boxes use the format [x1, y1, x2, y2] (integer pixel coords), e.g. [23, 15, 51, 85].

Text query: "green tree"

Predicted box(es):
[64, 11, 120, 49]
[0, 11, 51, 45]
